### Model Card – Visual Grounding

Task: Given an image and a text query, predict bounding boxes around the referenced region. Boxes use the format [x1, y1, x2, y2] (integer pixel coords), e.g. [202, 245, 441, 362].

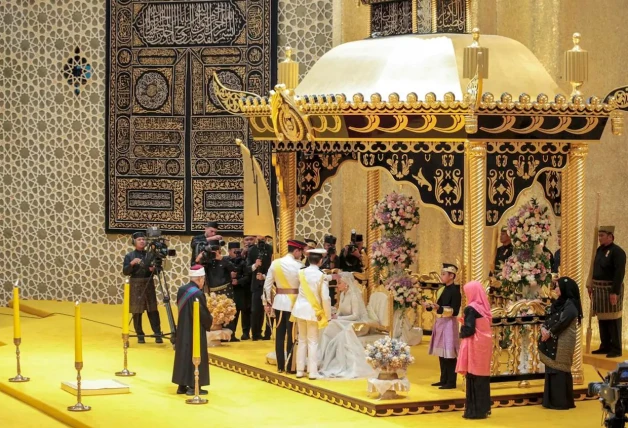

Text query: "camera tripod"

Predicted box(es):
[129, 261, 177, 349]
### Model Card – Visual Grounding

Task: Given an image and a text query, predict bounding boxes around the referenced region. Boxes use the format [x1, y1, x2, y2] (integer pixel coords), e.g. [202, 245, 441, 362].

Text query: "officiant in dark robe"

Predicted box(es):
[172, 265, 213, 396]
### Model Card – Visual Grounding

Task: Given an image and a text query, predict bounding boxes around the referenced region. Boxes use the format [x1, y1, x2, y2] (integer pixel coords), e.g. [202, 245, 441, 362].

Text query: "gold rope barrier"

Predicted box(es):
[468, 141, 487, 281]
[566, 142, 589, 385]
[366, 170, 381, 295]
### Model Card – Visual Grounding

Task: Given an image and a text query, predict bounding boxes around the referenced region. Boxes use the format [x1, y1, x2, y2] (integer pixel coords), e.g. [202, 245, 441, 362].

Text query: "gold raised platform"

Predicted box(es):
[209, 337, 593, 417]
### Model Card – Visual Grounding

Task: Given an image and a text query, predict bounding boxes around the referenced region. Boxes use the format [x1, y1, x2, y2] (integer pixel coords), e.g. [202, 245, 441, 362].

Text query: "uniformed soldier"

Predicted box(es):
[263, 240, 307, 373]
[589, 226, 627, 358]
[494, 226, 513, 273]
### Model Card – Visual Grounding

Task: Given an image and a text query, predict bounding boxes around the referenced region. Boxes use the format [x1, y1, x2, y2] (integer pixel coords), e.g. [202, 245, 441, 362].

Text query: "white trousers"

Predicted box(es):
[296, 319, 319, 375]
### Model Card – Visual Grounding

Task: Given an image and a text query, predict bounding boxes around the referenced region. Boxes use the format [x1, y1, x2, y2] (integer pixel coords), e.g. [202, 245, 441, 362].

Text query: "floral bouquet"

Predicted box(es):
[371, 191, 420, 235]
[370, 235, 417, 271]
[384, 273, 421, 310]
[365, 336, 415, 372]
[505, 198, 551, 250]
[499, 250, 552, 298]
[207, 292, 237, 329]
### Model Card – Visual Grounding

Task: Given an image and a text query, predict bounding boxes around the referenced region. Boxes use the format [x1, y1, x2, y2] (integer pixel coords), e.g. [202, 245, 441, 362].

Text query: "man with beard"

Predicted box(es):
[172, 265, 213, 396]
[122, 231, 163, 344]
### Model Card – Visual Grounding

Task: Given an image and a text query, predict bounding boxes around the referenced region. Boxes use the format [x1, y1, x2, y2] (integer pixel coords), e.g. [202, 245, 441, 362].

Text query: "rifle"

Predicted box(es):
[585, 192, 601, 354]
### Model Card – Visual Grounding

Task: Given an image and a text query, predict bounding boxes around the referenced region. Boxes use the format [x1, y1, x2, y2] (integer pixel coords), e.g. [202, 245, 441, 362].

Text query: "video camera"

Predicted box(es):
[325, 234, 337, 256]
[347, 229, 358, 255]
[588, 362, 628, 428]
[145, 227, 176, 267]
[257, 238, 269, 260]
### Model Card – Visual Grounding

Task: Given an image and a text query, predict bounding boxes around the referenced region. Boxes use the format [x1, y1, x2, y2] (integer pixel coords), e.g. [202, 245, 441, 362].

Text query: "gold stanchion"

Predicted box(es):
[185, 357, 208, 405]
[8, 338, 29, 382]
[115, 333, 136, 376]
[67, 362, 91, 412]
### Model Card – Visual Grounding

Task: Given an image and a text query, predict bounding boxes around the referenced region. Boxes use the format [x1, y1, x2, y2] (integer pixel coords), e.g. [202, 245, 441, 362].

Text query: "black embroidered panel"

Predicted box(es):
[485, 142, 567, 226]
[434, 0, 467, 33]
[536, 170, 562, 217]
[106, 0, 277, 234]
[370, 0, 413, 38]
[297, 152, 356, 208]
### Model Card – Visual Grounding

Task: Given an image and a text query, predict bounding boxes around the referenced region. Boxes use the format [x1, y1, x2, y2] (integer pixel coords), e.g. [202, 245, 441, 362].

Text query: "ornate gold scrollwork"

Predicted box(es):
[488, 169, 515, 206]
[413, 168, 432, 190]
[270, 84, 315, 142]
[513, 155, 540, 179]
[434, 169, 462, 205]
[347, 114, 464, 134]
[480, 115, 599, 134]
[386, 153, 413, 179]
[211, 71, 261, 114]
[320, 154, 343, 170]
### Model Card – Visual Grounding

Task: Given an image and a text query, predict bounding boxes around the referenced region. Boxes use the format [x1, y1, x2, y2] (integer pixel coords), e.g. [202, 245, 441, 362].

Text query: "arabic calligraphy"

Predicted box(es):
[134, 2, 246, 47]
[435, 0, 466, 33]
[128, 190, 174, 209]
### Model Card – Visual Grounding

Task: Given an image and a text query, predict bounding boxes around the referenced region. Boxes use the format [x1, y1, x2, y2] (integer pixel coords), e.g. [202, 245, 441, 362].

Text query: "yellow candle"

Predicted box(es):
[75, 301, 83, 363]
[122, 282, 130, 335]
[13, 282, 21, 339]
[192, 299, 200, 359]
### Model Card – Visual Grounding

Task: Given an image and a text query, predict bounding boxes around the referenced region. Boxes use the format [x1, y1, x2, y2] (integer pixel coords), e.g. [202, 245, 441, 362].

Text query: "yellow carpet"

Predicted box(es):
[0, 301, 605, 427]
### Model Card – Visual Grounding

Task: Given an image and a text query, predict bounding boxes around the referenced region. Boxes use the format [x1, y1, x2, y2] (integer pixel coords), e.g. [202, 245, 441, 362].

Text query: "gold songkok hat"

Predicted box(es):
[442, 263, 458, 274]
[600, 226, 615, 234]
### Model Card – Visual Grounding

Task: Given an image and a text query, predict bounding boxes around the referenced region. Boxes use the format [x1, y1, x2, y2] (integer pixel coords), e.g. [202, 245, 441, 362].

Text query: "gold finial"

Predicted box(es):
[283, 46, 293, 62]
[278, 47, 299, 90]
[564, 32, 588, 97]
[471, 28, 480, 46]
[572, 32, 581, 51]
[463, 28, 489, 80]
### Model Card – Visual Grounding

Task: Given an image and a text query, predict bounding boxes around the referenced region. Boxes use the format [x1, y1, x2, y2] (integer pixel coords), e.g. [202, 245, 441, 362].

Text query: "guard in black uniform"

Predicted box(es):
[122, 231, 163, 344]
[248, 236, 274, 341]
[494, 226, 513, 272]
[227, 241, 248, 342]
[589, 226, 627, 358]
[321, 235, 339, 306]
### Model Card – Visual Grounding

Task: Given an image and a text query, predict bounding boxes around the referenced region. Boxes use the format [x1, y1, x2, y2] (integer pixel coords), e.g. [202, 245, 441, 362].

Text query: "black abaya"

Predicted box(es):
[543, 367, 575, 410]
[464, 374, 491, 419]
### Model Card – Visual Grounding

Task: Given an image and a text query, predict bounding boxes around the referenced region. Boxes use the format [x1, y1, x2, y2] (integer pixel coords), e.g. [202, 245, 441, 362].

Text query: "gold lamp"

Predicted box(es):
[564, 32, 588, 97]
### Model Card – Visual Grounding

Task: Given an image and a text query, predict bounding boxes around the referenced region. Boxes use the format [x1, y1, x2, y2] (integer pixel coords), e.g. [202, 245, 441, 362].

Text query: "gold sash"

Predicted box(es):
[273, 260, 297, 305]
[292, 271, 328, 329]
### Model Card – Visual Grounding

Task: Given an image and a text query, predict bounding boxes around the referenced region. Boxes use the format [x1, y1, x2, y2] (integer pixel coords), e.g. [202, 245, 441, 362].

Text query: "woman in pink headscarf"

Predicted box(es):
[456, 281, 493, 419]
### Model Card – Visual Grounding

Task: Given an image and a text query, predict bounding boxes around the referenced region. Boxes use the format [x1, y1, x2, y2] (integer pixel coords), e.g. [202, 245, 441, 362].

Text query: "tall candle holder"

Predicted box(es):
[68, 362, 91, 411]
[115, 333, 136, 376]
[8, 338, 30, 382]
[185, 357, 207, 405]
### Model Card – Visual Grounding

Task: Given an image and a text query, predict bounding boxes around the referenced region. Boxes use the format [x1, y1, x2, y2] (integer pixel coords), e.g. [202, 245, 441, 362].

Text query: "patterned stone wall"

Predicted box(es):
[278, 0, 334, 242]
[0, 0, 335, 307]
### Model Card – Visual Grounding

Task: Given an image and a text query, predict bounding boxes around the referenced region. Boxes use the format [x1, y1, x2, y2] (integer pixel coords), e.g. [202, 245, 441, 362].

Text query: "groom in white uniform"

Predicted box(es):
[291, 248, 332, 380]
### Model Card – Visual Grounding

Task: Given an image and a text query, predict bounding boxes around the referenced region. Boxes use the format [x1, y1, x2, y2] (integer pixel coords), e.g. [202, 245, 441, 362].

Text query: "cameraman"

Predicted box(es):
[122, 231, 163, 344]
[248, 235, 274, 341]
[321, 235, 339, 305]
[226, 241, 249, 342]
[339, 233, 366, 273]
[190, 221, 218, 266]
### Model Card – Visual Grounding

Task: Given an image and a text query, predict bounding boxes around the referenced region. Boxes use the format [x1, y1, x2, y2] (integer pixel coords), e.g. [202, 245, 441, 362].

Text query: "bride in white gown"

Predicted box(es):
[317, 273, 376, 379]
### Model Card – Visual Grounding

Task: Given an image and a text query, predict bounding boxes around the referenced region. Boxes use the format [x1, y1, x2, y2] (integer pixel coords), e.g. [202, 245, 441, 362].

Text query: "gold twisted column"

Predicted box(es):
[561, 165, 570, 277]
[366, 170, 381, 293]
[563, 142, 588, 385]
[468, 142, 487, 282]
[275, 153, 297, 255]
[463, 144, 472, 286]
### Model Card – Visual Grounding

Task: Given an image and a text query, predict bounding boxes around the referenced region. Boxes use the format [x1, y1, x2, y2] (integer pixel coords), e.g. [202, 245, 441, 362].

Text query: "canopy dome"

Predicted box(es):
[296, 34, 563, 100]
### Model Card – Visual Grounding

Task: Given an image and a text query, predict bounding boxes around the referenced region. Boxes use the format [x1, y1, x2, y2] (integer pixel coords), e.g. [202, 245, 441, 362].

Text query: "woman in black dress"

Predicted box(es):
[539, 276, 583, 410]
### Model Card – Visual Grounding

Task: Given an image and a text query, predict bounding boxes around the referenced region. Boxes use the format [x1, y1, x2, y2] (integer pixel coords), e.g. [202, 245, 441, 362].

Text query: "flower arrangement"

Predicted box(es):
[371, 191, 420, 235]
[384, 273, 421, 310]
[505, 198, 551, 250]
[207, 293, 237, 328]
[498, 198, 553, 300]
[370, 235, 417, 271]
[365, 336, 415, 372]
